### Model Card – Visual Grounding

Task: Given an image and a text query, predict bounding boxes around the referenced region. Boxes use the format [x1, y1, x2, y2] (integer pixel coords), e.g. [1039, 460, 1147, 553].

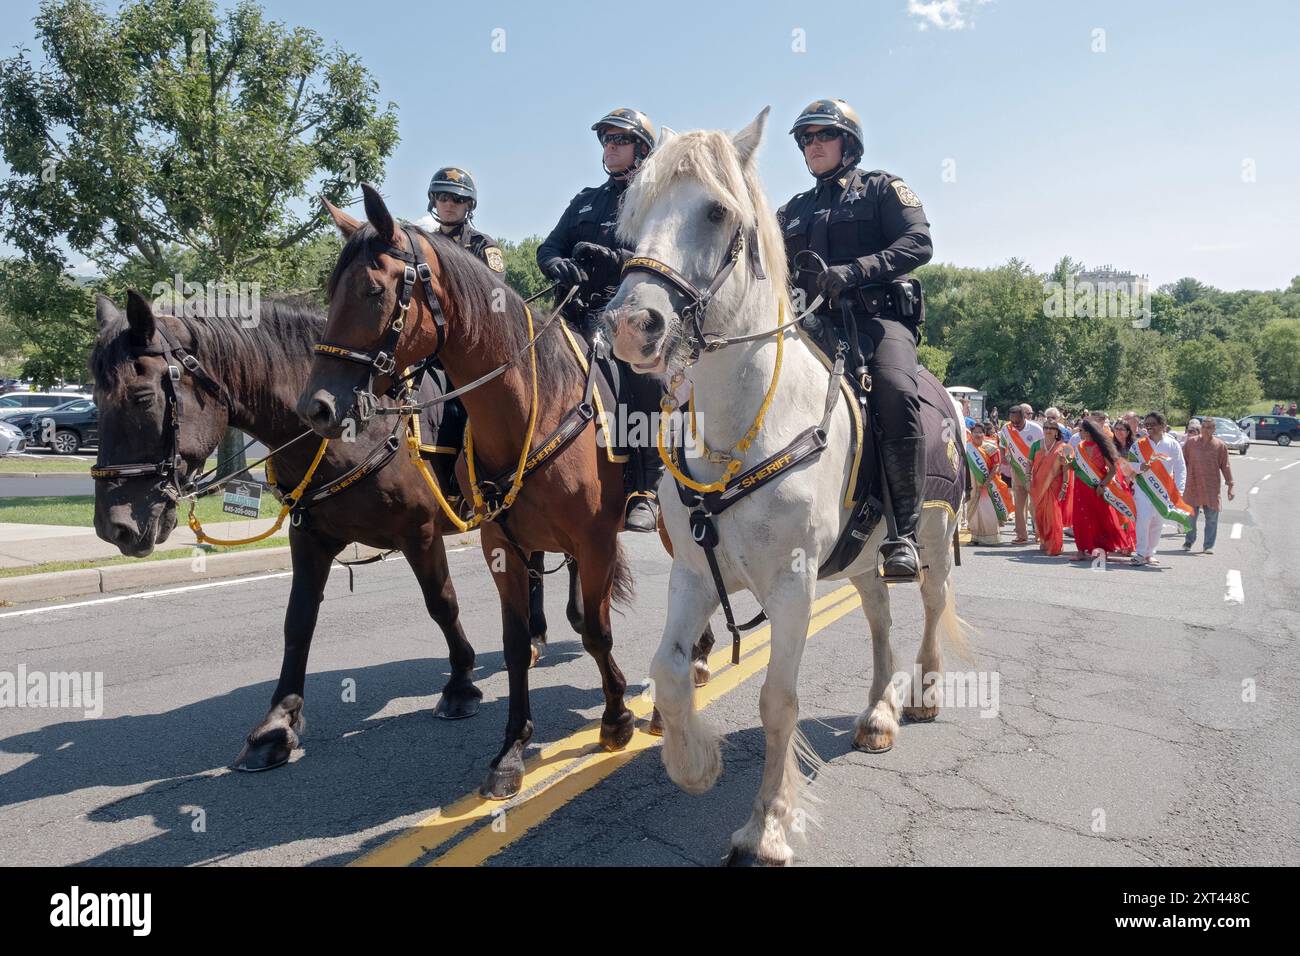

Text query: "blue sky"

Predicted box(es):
[5, 0, 1298, 290]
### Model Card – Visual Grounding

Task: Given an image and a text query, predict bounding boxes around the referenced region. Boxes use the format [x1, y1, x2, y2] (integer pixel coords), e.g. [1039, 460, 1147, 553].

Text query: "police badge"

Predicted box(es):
[891, 180, 922, 207]
[484, 246, 506, 273]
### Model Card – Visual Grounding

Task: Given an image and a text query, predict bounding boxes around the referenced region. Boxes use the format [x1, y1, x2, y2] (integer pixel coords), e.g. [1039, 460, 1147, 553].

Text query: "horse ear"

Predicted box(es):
[732, 106, 770, 167]
[125, 288, 156, 343]
[95, 293, 120, 330]
[322, 196, 361, 239]
[360, 183, 397, 242]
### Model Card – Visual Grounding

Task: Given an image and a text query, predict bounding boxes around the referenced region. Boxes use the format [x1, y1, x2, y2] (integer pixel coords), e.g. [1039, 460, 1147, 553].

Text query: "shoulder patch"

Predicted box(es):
[483, 246, 506, 273]
[891, 180, 922, 207]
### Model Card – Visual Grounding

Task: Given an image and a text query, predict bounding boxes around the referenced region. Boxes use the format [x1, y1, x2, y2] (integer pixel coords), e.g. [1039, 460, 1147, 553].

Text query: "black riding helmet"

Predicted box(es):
[427, 167, 478, 224]
[789, 99, 864, 180]
[592, 108, 656, 176]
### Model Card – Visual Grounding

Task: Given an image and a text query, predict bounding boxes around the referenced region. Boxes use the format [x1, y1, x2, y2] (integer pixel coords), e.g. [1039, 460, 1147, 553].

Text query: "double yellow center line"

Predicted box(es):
[350, 583, 861, 867]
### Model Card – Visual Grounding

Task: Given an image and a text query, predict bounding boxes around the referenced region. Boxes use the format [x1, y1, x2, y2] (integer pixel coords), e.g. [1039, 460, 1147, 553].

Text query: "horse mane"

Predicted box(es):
[90, 297, 325, 396]
[328, 222, 581, 393]
[618, 128, 791, 311]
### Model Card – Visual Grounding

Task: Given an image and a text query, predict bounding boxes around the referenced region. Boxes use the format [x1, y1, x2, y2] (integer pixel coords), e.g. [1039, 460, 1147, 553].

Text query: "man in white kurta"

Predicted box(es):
[1132, 411, 1186, 565]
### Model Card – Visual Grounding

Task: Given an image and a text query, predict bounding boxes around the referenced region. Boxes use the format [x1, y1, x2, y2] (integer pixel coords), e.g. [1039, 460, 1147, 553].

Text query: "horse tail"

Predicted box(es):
[936, 575, 975, 666]
[611, 540, 635, 609]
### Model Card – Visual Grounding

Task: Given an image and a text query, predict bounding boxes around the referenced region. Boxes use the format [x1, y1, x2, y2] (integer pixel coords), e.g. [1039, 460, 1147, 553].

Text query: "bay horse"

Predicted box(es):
[606, 109, 970, 864]
[90, 290, 577, 771]
[296, 187, 714, 798]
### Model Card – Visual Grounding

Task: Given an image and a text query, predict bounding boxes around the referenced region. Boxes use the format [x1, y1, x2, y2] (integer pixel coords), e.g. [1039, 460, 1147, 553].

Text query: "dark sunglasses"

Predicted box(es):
[796, 129, 843, 148]
[432, 192, 471, 205]
[600, 132, 638, 147]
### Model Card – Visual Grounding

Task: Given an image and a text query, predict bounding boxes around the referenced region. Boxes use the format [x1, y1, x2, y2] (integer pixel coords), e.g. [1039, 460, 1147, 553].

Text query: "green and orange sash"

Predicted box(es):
[965, 439, 1013, 521]
[1131, 437, 1194, 532]
[1072, 440, 1136, 528]
[1000, 424, 1032, 485]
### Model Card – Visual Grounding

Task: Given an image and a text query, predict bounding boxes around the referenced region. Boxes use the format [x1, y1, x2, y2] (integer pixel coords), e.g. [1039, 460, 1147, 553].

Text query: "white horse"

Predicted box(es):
[606, 108, 969, 865]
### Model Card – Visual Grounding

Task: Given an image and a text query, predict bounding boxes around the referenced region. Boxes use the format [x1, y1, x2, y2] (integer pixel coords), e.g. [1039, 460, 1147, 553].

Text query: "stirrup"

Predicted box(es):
[878, 536, 920, 582]
[623, 491, 659, 533]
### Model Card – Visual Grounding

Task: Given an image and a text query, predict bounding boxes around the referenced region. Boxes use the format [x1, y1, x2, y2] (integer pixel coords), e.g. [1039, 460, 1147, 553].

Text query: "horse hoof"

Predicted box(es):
[435, 692, 481, 721]
[600, 711, 636, 751]
[723, 846, 789, 868]
[647, 707, 665, 737]
[902, 705, 939, 723]
[232, 734, 294, 773]
[852, 726, 894, 754]
[480, 764, 523, 801]
[529, 638, 546, 668]
[692, 660, 710, 688]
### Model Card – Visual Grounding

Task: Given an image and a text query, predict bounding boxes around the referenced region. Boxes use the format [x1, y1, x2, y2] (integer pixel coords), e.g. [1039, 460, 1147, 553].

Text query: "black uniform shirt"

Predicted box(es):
[777, 167, 932, 313]
[440, 221, 505, 274]
[537, 176, 633, 314]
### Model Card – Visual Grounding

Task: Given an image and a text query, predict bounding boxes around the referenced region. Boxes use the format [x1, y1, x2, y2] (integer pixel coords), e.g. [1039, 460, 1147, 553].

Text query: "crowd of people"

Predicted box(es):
[960, 401, 1236, 567]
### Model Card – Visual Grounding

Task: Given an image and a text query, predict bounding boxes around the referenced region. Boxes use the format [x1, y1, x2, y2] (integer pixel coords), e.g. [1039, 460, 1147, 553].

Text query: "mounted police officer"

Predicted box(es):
[427, 166, 506, 274]
[537, 108, 664, 533]
[777, 99, 933, 581]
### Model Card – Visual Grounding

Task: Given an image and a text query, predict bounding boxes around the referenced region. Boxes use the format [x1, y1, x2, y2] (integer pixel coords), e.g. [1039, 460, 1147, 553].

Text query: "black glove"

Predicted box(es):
[542, 257, 586, 287]
[817, 262, 863, 300]
[572, 241, 622, 276]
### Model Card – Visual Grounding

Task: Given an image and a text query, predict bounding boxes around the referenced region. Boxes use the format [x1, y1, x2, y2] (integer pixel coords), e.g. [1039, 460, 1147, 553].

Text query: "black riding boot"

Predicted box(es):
[879, 436, 926, 580]
[623, 445, 662, 533]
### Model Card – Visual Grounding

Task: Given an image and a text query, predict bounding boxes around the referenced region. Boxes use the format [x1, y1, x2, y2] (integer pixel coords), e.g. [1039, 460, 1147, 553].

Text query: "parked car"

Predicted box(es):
[0, 391, 84, 421]
[1237, 414, 1300, 447]
[1205, 417, 1250, 455]
[11, 398, 98, 454]
[0, 419, 26, 455]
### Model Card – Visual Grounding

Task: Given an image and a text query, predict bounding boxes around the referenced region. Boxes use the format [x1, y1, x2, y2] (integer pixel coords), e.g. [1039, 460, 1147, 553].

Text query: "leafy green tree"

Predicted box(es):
[499, 236, 551, 303]
[0, 0, 399, 282]
[0, 258, 94, 387]
[1255, 319, 1300, 401]
[917, 342, 950, 382]
[1171, 336, 1260, 417]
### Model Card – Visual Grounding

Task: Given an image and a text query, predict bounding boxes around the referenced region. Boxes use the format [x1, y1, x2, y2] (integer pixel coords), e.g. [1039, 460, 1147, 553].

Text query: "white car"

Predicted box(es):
[0, 419, 26, 455]
[0, 392, 83, 421]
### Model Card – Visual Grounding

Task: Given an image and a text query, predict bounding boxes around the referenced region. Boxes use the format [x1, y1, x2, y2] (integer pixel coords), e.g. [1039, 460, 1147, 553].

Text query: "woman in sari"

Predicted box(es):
[1030, 420, 1071, 555]
[1110, 420, 1138, 555]
[965, 422, 1008, 545]
[1071, 417, 1129, 560]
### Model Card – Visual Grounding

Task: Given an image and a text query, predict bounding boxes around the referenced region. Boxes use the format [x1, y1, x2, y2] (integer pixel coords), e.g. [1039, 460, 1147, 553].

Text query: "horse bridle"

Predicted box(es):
[621, 223, 767, 363]
[90, 321, 230, 501]
[313, 224, 448, 421]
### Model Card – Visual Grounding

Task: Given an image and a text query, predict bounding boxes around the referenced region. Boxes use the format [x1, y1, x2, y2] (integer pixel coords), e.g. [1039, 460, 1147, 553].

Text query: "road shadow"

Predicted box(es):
[0, 641, 624, 866]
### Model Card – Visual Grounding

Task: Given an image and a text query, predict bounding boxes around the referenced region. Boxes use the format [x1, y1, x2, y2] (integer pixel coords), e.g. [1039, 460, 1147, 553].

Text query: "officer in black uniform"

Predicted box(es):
[427, 166, 506, 274]
[777, 99, 933, 580]
[537, 108, 664, 533]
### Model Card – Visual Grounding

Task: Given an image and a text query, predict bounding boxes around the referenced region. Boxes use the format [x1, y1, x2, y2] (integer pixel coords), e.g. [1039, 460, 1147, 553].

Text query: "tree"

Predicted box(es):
[0, 258, 94, 387]
[0, 0, 397, 466]
[917, 342, 950, 382]
[1256, 319, 1300, 401]
[499, 237, 551, 303]
[1171, 336, 1260, 418]
[0, 0, 399, 281]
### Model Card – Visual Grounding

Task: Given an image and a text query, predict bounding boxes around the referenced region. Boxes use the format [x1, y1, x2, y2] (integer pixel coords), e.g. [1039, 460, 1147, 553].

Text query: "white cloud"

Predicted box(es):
[906, 0, 992, 31]
[69, 259, 101, 277]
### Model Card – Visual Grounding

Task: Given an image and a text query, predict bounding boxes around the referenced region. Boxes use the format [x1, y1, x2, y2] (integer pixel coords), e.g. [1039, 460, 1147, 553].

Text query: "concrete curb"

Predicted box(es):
[0, 530, 480, 607]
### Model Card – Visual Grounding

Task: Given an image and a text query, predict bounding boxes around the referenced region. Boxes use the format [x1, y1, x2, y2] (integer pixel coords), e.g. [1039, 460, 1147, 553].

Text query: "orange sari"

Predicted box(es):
[1030, 440, 1071, 556]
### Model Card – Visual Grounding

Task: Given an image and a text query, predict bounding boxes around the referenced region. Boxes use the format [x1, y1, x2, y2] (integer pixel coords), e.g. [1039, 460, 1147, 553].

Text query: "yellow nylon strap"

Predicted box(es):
[406, 420, 476, 533]
[657, 301, 786, 495]
[188, 438, 330, 547]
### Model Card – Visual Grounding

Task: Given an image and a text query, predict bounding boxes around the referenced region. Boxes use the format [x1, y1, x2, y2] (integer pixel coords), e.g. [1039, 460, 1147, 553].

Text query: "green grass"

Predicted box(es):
[0, 456, 94, 474]
[0, 536, 290, 579]
[0, 490, 280, 527]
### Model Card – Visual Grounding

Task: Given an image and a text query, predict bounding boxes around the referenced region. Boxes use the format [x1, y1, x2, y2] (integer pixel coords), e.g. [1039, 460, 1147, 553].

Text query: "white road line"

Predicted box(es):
[1250, 486, 1259, 495]
[1230, 523, 1242, 540]
[1283, 461, 1299, 471]
[1224, 570, 1244, 605]
[1263, 473, 1272, 481]
[0, 545, 483, 620]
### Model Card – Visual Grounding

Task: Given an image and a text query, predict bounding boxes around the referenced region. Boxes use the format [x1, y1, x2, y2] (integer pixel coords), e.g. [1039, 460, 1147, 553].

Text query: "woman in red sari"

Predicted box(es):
[1071, 417, 1129, 560]
[1030, 420, 1071, 555]
[1109, 420, 1138, 556]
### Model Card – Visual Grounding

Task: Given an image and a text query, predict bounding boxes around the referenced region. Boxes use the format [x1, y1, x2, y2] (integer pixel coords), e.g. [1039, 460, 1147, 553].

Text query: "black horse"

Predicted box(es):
[90, 290, 580, 770]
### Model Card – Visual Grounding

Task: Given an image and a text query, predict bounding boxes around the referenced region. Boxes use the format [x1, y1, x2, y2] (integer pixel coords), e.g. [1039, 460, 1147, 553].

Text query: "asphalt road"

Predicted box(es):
[1, 445, 1296, 867]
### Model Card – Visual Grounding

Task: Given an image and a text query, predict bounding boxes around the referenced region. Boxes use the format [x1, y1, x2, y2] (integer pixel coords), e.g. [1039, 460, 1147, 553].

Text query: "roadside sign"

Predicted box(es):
[221, 479, 263, 518]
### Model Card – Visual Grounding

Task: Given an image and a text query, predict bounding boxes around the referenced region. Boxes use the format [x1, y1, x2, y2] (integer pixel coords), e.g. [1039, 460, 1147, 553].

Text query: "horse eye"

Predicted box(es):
[707, 203, 726, 223]
[365, 283, 384, 298]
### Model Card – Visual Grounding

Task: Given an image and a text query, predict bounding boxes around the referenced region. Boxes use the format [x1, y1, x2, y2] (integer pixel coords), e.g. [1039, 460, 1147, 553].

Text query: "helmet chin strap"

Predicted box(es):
[603, 145, 648, 180]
